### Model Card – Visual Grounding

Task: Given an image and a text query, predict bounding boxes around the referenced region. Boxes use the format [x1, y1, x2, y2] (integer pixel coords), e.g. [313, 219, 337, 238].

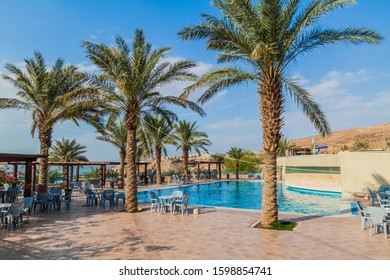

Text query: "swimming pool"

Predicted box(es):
[137, 180, 343, 216]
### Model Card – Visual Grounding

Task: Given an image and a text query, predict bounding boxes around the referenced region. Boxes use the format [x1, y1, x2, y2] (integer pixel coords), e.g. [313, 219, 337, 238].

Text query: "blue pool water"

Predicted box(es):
[137, 181, 343, 216]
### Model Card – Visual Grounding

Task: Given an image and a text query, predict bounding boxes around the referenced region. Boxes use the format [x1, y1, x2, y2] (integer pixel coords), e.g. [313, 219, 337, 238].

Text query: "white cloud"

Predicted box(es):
[290, 73, 310, 85]
[281, 69, 390, 138]
[73, 61, 98, 73]
[0, 78, 17, 98]
[162, 56, 213, 77]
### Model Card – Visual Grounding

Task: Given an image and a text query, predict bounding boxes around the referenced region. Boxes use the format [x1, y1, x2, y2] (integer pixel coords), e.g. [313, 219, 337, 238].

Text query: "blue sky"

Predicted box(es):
[1, 0, 390, 161]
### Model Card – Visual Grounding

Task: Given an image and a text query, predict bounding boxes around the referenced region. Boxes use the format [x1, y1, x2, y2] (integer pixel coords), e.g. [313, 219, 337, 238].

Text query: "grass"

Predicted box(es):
[252, 219, 298, 231]
[270, 220, 297, 231]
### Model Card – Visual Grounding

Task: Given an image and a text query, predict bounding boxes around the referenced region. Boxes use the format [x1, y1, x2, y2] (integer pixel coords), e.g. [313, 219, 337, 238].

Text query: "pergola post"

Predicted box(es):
[32, 164, 37, 189]
[63, 164, 69, 189]
[24, 161, 33, 197]
[197, 162, 200, 180]
[144, 163, 147, 185]
[100, 164, 106, 188]
[70, 165, 74, 182]
[207, 163, 211, 179]
[12, 163, 18, 182]
[76, 166, 80, 182]
[218, 162, 222, 180]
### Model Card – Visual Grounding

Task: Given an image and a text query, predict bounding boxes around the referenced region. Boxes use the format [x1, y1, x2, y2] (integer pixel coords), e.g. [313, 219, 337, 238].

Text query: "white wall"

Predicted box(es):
[277, 151, 390, 198]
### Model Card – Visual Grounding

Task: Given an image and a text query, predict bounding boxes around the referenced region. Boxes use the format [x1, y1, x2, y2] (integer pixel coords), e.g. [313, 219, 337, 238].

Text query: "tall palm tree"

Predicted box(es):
[49, 138, 88, 184]
[0, 52, 104, 193]
[96, 117, 127, 188]
[226, 147, 249, 179]
[50, 138, 88, 162]
[278, 135, 297, 156]
[173, 120, 212, 179]
[140, 115, 174, 185]
[179, 0, 382, 228]
[83, 29, 205, 213]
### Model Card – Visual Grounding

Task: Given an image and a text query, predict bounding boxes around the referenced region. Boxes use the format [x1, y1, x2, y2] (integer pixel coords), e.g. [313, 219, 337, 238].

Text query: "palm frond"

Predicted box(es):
[284, 78, 330, 136]
[285, 26, 383, 67]
[0, 98, 33, 110]
[182, 67, 257, 104]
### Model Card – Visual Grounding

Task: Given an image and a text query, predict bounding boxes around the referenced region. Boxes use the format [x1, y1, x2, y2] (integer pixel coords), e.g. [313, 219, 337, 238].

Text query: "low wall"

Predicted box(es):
[278, 151, 390, 198]
[283, 173, 342, 193]
[340, 151, 390, 195]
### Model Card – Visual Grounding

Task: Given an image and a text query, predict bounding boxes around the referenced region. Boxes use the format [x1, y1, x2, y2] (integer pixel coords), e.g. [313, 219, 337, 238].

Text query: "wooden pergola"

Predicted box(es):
[33, 161, 150, 189]
[190, 160, 223, 180]
[0, 153, 47, 196]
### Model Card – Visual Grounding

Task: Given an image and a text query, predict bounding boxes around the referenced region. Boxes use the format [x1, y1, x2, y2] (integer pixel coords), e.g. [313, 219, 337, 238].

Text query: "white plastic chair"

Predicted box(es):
[4, 202, 25, 230]
[367, 187, 377, 206]
[172, 191, 183, 199]
[173, 193, 190, 215]
[21, 197, 34, 220]
[367, 206, 390, 239]
[356, 201, 370, 230]
[148, 192, 160, 213]
[376, 193, 390, 208]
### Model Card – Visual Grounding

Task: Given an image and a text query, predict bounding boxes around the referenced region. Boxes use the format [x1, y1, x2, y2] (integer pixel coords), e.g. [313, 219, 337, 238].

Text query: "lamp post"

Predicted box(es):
[312, 130, 316, 155]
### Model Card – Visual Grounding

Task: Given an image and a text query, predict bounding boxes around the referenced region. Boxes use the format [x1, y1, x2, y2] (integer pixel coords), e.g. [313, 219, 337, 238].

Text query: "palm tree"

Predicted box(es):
[384, 140, 390, 151]
[278, 135, 297, 156]
[226, 147, 249, 179]
[210, 153, 226, 162]
[173, 120, 212, 179]
[0, 52, 104, 193]
[83, 29, 205, 213]
[49, 138, 88, 185]
[340, 144, 349, 152]
[140, 115, 174, 185]
[50, 138, 89, 162]
[179, 0, 382, 228]
[352, 139, 369, 151]
[96, 117, 127, 188]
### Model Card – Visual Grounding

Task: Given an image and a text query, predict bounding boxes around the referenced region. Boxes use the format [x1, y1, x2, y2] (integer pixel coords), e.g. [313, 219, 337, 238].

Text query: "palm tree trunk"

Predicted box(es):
[124, 119, 138, 213]
[155, 145, 162, 185]
[118, 149, 125, 189]
[235, 160, 239, 179]
[37, 128, 52, 193]
[259, 77, 284, 228]
[182, 147, 189, 179]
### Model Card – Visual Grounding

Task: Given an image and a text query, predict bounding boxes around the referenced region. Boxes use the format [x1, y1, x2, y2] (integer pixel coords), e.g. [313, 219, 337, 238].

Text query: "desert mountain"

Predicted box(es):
[290, 122, 390, 153]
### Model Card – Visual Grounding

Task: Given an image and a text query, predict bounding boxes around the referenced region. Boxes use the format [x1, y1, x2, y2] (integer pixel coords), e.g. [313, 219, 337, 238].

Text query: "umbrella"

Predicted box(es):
[315, 145, 329, 149]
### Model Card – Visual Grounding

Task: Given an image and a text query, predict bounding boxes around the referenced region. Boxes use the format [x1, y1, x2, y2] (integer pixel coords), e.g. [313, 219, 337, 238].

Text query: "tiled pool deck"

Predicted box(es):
[0, 188, 389, 260]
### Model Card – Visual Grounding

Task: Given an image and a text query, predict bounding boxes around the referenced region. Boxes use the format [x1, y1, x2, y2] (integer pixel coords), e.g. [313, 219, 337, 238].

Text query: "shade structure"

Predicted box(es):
[315, 145, 329, 149]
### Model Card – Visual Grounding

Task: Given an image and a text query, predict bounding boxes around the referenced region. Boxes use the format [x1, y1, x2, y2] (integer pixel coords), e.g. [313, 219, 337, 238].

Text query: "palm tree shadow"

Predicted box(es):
[145, 245, 175, 252]
[371, 172, 390, 187]
[283, 215, 323, 223]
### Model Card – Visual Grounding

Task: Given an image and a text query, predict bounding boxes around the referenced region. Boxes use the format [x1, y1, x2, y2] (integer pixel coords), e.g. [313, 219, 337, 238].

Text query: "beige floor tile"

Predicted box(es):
[1, 194, 390, 260]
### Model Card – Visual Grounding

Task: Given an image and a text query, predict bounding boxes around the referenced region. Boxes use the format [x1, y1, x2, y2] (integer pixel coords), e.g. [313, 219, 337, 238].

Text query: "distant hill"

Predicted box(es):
[290, 122, 390, 153]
